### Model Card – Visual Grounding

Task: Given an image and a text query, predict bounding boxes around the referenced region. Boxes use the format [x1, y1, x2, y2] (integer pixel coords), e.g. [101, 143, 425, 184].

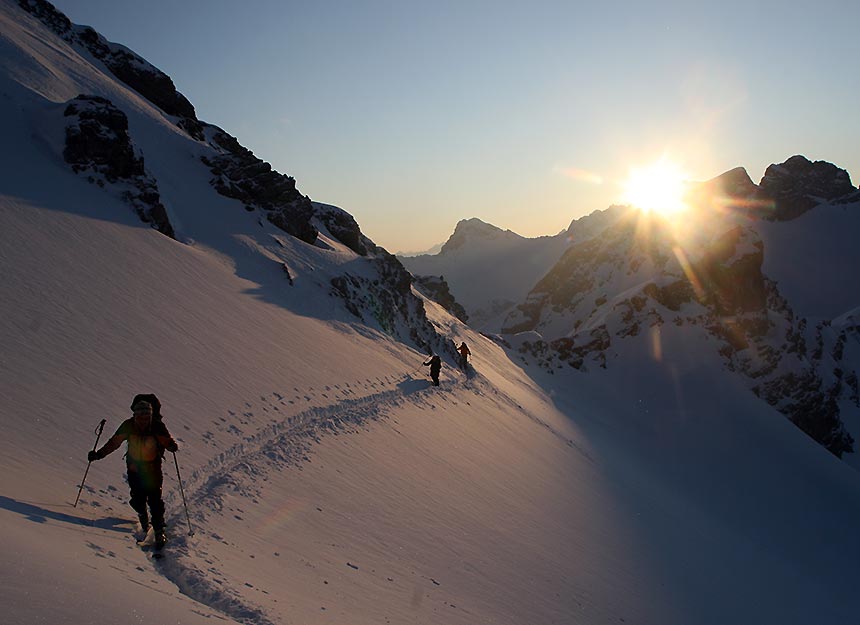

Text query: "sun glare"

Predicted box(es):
[622, 159, 689, 215]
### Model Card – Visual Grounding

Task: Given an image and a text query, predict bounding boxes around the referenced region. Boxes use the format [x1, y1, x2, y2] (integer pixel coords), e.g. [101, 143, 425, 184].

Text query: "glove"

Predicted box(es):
[165, 442, 178, 453]
[88, 450, 101, 462]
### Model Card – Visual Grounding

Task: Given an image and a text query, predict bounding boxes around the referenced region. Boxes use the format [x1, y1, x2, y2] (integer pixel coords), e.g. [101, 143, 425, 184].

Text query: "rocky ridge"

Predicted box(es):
[19, 0, 204, 140]
[755, 155, 855, 221]
[504, 161, 859, 457]
[21, 0, 449, 355]
[412, 275, 469, 323]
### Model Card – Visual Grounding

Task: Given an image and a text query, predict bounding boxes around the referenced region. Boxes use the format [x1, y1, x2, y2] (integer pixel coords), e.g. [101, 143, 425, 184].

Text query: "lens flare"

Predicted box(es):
[623, 159, 690, 216]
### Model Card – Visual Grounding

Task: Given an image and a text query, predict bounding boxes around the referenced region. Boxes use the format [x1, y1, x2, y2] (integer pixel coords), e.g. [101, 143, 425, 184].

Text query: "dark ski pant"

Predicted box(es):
[430, 367, 440, 386]
[127, 461, 165, 530]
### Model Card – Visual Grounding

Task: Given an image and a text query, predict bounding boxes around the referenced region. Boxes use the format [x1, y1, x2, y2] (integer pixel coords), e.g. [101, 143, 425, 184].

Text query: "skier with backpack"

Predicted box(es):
[423, 352, 442, 386]
[456, 341, 471, 371]
[87, 395, 178, 548]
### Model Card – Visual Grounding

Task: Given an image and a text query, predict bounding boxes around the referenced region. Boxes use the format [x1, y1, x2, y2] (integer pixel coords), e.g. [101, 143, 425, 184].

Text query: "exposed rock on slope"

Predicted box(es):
[20, 0, 203, 139]
[20, 0, 450, 356]
[63, 94, 174, 238]
[201, 125, 318, 244]
[504, 170, 858, 457]
[330, 250, 454, 357]
[412, 275, 469, 323]
[755, 155, 855, 221]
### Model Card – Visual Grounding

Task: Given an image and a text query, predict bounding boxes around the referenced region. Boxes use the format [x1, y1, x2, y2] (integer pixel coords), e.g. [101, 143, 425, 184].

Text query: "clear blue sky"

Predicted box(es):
[52, 0, 859, 253]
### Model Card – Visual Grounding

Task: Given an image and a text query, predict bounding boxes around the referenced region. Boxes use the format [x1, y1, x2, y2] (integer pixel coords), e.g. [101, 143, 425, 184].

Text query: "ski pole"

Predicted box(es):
[74, 419, 106, 508]
[404, 362, 424, 379]
[172, 452, 195, 536]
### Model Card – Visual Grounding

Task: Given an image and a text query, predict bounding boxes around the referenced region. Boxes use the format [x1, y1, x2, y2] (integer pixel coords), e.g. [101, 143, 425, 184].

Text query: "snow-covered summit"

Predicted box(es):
[503, 166, 860, 458]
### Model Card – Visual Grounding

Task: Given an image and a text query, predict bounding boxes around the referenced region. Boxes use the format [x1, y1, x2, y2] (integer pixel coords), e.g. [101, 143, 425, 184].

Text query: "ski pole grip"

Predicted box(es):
[91, 419, 106, 451]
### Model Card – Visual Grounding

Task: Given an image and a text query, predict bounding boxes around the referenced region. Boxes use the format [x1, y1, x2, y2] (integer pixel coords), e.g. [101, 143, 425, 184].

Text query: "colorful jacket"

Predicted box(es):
[97, 417, 177, 465]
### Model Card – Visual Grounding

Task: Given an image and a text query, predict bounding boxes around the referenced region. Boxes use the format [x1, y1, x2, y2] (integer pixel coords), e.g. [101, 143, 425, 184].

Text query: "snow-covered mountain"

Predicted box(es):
[9, 0, 454, 359]
[3, 2, 860, 625]
[400, 218, 566, 330]
[503, 161, 860, 461]
[400, 209, 624, 330]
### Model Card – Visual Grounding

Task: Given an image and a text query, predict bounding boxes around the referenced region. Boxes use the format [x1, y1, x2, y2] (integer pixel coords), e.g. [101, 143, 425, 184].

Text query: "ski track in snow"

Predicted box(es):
[150, 371, 486, 624]
[79, 364, 585, 625]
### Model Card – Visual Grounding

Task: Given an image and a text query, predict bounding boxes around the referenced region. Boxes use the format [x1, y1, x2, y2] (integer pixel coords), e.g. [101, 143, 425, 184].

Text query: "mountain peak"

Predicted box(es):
[755, 155, 855, 220]
[440, 218, 519, 254]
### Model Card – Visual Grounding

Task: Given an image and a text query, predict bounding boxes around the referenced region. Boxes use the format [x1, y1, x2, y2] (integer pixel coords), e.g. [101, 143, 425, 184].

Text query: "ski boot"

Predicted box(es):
[154, 528, 167, 550]
[135, 515, 150, 542]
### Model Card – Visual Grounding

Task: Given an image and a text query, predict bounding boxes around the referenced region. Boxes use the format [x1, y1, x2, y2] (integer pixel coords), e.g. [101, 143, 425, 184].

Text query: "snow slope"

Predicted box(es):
[754, 200, 860, 320]
[2, 2, 860, 624]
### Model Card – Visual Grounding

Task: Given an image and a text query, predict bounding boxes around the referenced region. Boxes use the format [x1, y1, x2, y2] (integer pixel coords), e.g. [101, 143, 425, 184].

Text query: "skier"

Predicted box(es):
[456, 341, 471, 371]
[87, 399, 178, 548]
[423, 353, 442, 386]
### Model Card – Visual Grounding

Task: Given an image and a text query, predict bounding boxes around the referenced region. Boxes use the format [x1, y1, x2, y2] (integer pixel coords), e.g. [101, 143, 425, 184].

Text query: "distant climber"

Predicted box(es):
[456, 341, 471, 371]
[87, 399, 178, 548]
[423, 352, 442, 386]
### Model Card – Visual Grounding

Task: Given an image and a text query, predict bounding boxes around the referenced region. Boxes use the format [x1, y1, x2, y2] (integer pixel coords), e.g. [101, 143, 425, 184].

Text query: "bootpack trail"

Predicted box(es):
[123, 366, 526, 625]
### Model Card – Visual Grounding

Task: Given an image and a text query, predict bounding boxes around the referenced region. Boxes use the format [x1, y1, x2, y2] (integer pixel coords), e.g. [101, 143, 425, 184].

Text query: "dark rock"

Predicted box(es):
[314, 203, 370, 256]
[695, 226, 767, 316]
[202, 126, 317, 245]
[754, 155, 855, 221]
[63, 94, 174, 238]
[413, 275, 469, 322]
[330, 252, 454, 358]
[64, 95, 142, 180]
[20, 0, 203, 140]
[503, 201, 855, 458]
[642, 281, 694, 312]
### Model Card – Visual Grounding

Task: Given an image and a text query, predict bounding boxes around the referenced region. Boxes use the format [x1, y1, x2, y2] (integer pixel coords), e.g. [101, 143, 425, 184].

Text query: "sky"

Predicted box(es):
[50, 0, 860, 253]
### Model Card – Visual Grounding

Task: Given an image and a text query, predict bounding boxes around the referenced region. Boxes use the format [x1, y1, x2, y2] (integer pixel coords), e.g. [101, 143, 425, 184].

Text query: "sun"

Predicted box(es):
[622, 159, 690, 215]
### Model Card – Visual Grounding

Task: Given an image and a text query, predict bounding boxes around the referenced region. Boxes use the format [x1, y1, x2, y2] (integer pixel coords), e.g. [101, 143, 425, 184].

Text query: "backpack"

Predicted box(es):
[130, 393, 167, 458]
[130, 393, 163, 422]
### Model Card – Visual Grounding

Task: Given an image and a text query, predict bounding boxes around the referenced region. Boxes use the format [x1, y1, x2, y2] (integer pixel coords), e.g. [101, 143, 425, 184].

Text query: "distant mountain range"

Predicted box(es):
[406, 159, 860, 458]
[400, 218, 566, 329]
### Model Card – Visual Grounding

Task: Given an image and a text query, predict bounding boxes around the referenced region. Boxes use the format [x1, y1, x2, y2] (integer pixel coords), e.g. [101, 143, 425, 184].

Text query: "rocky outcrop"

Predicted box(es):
[313, 203, 371, 256]
[64, 95, 142, 180]
[201, 125, 317, 245]
[755, 155, 855, 221]
[413, 275, 469, 322]
[733, 282, 855, 457]
[504, 206, 856, 457]
[19, 0, 203, 140]
[63, 95, 174, 238]
[331, 252, 453, 357]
